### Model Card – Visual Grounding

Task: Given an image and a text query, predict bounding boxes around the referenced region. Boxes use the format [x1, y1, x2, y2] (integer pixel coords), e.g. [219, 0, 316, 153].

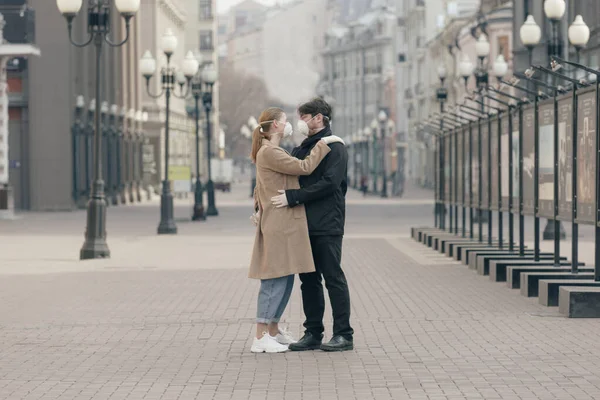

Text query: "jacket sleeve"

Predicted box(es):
[260, 140, 331, 176]
[285, 143, 347, 207]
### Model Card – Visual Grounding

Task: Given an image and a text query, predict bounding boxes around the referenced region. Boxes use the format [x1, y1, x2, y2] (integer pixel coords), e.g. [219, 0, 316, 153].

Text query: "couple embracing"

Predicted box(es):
[249, 98, 354, 353]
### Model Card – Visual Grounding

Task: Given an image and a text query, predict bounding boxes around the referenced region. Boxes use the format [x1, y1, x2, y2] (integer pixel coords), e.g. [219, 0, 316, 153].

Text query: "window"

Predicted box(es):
[497, 35, 510, 60]
[200, 30, 214, 50]
[199, 0, 213, 20]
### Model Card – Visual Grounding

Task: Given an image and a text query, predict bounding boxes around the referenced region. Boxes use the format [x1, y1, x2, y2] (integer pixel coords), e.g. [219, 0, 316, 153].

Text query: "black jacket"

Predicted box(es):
[285, 127, 348, 236]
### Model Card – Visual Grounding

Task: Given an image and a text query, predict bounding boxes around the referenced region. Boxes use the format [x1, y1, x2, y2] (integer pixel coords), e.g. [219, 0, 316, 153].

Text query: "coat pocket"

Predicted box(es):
[293, 205, 304, 219]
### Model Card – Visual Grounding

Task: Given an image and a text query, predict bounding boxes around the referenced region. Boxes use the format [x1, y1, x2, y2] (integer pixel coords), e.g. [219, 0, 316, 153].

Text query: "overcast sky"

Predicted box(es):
[217, 0, 276, 13]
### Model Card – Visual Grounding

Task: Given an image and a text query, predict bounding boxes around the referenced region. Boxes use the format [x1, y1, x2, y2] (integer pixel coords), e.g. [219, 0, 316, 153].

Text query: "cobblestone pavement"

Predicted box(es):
[1, 185, 600, 400]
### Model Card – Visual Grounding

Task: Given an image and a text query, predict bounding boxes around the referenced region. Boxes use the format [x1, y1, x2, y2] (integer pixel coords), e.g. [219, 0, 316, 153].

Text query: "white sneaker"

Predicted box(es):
[275, 328, 297, 345]
[251, 332, 289, 353]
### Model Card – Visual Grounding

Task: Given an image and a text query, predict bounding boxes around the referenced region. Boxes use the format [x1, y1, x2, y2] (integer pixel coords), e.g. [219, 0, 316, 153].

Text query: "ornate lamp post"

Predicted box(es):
[139, 29, 199, 234]
[568, 15, 590, 65]
[364, 126, 372, 193]
[437, 65, 448, 228]
[492, 55, 508, 82]
[520, 15, 542, 67]
[56, 0, 140, 260]
[474, 34, 491, 103]
[544, 0, 566, 60]
[378, 110, 388, 198]
[370, 119, 378, 193]
[200, 64, 219, 216]
[352, 132, 360, 189]
[190, 55, 206, 222]
[248, 116, 259, 197]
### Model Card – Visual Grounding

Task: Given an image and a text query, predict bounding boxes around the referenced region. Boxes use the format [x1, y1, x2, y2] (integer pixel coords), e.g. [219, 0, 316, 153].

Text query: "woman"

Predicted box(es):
[249, 107, 343, 353]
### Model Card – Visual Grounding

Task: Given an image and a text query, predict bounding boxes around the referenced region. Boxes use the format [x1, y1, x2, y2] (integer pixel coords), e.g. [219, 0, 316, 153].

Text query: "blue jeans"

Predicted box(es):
[257, 275, 294, 324]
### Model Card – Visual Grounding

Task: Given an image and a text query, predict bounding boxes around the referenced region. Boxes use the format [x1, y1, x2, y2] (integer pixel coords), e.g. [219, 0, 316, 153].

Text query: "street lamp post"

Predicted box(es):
[460, 34, 491, 227]
[56, 0, 140, 260]
[568, 15, 590, 68]
[520, 15, 542, 74]
[240, 124, 252, 196]
[436, 65, 448, 229]
[364, 127, 372, 193]
[191, 59, 206, 221]
[370, 119, 378, 194]
[378, 110, 388, 198]
[139, 29, 199, 234]
[541, 0, 567, 241]
[248, 116, 259, 197]
[353, 132, 361, 189]
[544, 0, 566, 61]
[201, 63, 219, 217]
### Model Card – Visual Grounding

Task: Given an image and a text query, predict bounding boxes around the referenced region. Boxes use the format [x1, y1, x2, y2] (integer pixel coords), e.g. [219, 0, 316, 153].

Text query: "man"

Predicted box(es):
[271, 97, 354, 351]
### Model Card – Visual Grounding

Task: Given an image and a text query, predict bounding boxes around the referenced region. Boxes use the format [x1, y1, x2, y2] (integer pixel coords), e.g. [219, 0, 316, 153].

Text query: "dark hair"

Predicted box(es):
[250, 107, 285, 163]
[298, 97, 333, 126]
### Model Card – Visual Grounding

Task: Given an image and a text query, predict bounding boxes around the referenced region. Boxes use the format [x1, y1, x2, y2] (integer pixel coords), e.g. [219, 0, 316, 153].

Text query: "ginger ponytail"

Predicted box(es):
[250, 107, 285, 163]
[250, 125, 264, 163]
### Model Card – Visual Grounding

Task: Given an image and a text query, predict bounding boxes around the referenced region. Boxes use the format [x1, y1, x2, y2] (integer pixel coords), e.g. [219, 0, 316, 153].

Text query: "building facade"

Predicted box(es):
[184, 0, 220, 179]
[4, 0, 146, 211]
[224, 0, 331, 107]
[321, 4, 402, 193]
[409, 0, 514, 188]
[139, 0, 195, 193]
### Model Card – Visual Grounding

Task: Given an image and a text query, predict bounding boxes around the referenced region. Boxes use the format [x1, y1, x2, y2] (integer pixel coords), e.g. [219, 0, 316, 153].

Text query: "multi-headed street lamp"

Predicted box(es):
[199, 64, 219, 217]
[139, 29, 199, 234]
[56, 0, 140, 260]
[378, 110, 388, 198]
[436, 65, 448, 228]
[190, 60, 206, 222]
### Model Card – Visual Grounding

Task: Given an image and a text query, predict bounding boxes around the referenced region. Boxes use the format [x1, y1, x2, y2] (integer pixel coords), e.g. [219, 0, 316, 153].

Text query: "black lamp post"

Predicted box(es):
[369, 120, 378, 194]
[191, 71, 206, 221]
[139, 29, 199, 234]
[378, 110, 389, 198]
[201, 64, 219, 217]
[56, 0, 140, 260]
[436, 66, 448, 229]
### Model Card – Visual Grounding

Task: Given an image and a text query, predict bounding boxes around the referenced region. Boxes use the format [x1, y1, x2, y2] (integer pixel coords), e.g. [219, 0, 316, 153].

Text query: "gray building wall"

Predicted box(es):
[26, 0, 139, 211]
[28, 0, 74, 210]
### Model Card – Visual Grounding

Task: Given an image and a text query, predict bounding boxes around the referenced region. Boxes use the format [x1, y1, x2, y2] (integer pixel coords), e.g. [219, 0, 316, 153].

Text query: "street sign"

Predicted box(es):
[169, 165, 191, 193]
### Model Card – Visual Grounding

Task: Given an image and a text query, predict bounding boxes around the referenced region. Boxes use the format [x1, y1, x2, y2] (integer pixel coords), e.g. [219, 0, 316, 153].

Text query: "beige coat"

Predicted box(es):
[249, 139, 331, 280]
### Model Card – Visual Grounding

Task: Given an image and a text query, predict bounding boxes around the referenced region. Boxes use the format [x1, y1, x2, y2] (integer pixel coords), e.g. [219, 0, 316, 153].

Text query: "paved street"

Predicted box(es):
[1, 184, 600, 400]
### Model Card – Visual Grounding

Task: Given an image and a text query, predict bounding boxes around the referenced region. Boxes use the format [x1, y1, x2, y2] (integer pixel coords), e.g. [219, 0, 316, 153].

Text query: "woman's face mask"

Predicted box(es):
[262, 119, 293, 138]
[276, 120, 293, 138]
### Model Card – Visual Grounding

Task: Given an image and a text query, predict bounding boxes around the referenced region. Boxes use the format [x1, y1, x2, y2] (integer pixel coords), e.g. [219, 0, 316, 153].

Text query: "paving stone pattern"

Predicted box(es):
[1, 187, 600, 400]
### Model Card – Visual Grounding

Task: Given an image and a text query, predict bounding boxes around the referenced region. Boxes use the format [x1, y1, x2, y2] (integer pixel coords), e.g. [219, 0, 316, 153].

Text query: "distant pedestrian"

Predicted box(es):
[249, 107, 344, 353]
[360, 175, 368, 197]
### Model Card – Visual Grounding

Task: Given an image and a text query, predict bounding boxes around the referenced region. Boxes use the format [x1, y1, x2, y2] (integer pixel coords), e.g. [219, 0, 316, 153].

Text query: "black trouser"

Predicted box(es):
[299, 235, 353, 340]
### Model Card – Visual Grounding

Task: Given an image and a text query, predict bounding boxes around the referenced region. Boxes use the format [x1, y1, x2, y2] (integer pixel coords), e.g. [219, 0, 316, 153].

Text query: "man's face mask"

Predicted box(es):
[296, 115, 319, 137]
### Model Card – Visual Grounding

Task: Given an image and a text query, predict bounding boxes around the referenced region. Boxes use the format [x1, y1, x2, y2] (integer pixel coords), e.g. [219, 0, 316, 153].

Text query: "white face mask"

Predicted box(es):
[260, 119, 293, 138]
[297, 115, 321, 137]
[296, 120, 310, 137]
[282, 122, 293, 138]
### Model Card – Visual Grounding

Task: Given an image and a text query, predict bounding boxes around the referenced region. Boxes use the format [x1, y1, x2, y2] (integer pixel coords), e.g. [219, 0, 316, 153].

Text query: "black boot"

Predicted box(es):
[320, 335, 353, 352]
[288, 332, 322, 351]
